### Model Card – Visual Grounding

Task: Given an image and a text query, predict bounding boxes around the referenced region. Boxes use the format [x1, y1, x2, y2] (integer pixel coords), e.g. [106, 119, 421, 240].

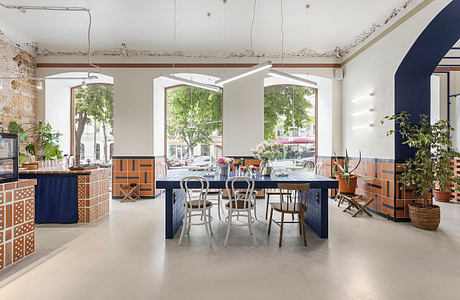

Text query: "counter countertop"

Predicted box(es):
[19, 167, 104, 175]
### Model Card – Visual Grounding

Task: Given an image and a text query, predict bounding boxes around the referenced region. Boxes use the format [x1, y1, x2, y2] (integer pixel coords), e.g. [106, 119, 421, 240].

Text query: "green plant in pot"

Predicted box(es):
[382, 112, 460, 230]
[332, 150, 366, 195]
[8, 121, 62, 164]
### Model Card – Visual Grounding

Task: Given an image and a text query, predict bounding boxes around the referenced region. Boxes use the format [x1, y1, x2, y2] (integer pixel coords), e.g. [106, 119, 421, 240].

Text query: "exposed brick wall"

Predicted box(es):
[0, 39, 36, 130]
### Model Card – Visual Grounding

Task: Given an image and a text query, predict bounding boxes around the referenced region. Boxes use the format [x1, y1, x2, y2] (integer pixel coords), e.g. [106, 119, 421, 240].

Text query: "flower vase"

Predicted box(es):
[260, 159, 272, 176]
[218, 164, 228, 176]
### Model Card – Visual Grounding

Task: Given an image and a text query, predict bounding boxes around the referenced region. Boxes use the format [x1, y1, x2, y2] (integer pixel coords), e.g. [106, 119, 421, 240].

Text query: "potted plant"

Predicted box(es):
[332, 150, 366, 194]
[8, 121, 62, 164]
[382, 112, 460, 230]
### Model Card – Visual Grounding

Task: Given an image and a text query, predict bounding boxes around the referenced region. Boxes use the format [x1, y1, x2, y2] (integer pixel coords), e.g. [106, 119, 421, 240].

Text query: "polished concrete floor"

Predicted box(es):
[0, 196, 459, 300]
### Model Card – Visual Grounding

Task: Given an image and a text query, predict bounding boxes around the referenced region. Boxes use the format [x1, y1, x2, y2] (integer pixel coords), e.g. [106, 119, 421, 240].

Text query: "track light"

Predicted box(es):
[351, 108, 374, 117]
[160, 75, 220, 92]
[36, 80, 43, 90]
[215, 61, 272, 86]
[82, 80, 87, 89]
[268, 70, 317, 88]
[351, 90, 375, 104]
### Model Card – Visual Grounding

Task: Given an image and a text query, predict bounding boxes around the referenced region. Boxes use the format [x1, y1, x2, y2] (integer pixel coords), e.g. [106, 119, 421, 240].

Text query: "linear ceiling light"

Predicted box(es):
[215, 61, 272, 86]
[268, 69, 317, 88]
[161, 75, 220, 92]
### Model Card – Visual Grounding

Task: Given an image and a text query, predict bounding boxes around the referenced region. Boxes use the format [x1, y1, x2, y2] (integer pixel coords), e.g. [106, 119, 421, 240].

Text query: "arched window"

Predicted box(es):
[80, 143, 85, 160]
[96, 143, 101, 160]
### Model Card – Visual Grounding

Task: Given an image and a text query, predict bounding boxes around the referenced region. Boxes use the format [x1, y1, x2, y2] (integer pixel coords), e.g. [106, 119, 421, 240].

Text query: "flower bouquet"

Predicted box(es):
[239, 164, 257, 177]
[251, 141, 282, 176]
[217, 156, 235, 176]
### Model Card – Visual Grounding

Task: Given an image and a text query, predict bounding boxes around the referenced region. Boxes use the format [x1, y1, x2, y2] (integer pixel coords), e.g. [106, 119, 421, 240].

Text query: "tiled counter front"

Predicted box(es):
[78, 168, 111, 223]
[318, 156, 409, 221]
[0, 179, 37, 270]
[112, 156, 165, 199]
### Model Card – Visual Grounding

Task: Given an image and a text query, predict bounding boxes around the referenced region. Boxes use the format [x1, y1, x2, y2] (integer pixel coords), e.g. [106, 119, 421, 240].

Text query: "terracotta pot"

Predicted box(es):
[433, 190, 451, 202]
[408, 203, 440, 231]
[337, 176, 357, 195]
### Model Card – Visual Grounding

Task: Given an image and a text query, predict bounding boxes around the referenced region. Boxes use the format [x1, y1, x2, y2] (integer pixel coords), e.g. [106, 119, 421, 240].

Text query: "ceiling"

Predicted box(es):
[0, 0, 415, 58]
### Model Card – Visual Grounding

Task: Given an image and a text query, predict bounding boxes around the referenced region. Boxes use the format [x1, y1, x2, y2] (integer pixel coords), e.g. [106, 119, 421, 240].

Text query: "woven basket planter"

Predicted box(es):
[408, 203, 440, 231]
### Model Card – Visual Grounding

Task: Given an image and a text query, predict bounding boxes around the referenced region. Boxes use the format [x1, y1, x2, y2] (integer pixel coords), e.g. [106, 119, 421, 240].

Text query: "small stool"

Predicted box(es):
[121, 184, 141, 202]
[341, 194, 374, 217]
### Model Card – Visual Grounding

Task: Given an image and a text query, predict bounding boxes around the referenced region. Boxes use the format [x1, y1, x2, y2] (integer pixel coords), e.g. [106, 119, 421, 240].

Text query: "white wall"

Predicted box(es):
[223, 71, 265, 156]
[341, 0, 452, 159]
[430, 75, 441, 123]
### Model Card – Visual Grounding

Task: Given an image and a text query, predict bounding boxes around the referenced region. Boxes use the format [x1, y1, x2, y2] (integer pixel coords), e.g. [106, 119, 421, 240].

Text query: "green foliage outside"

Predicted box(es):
[8, 121, 62, 164]
[167, 86, 222, 157]
[74, 85, 113, 164]
[264, 85, 315, 141]
[382, 112, 460, 207]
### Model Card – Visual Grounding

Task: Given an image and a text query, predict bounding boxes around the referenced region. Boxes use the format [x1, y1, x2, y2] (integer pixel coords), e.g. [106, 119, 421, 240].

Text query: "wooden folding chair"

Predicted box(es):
[120, 184, 141, 202]
[342, 194, 374, 217]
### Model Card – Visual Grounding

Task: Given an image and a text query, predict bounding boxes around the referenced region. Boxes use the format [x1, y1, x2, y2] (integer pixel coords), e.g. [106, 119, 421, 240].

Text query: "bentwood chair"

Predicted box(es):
[160, 161, 168, 178]
[178, 176, 213, 246]
[268, 183, 310, 247]
[202, 166, 223, 221]
[315, 161, 323, 175]
[224, 176, 257, 247]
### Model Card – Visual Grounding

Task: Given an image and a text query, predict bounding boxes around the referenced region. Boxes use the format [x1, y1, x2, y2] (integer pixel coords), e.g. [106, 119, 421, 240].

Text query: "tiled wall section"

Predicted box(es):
[112, 156, 165, 198]
[317, 156, 410, 221]
[0, 179, 37, 270]
[77, 168, 111, 223]
[450, 157, 460, 201]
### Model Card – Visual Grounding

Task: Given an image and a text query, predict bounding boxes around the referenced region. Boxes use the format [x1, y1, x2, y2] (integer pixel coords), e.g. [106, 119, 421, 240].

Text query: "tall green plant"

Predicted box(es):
[382, 112, 460, 207]
[8, 121, 62, 162]
[332, 150, 363, 186]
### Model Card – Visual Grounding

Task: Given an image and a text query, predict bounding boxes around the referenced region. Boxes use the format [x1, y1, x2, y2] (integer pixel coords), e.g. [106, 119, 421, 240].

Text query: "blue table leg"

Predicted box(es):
[165, 188, 185, 239]
[305, 188, 328, 238]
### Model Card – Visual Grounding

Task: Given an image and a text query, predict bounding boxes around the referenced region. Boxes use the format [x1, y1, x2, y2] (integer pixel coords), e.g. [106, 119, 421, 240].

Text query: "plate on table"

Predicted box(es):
[276, 171, 289, 177]
[203, 172, 215, 177]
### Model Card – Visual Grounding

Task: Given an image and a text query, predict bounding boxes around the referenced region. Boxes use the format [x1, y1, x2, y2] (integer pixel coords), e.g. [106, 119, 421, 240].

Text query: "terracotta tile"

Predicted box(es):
[5, 241, 12, 266]
[24, 199, 34, 222]
[5, 191, 12, 203]
[14, 187, 34, 201]
[17, 179, 36, 188]
[0, 192, 3, 205]
[25, 232, 34, 256]
[4, 182, 16, 190]
[0, 244, 3, 270]
[13, 201, 24, 226]
[78, 184, 86, 199]
[0, 231, 2, 244]
[14, 220, 34, 237]
[13, 236, 24, 263]
[5, 204, 12, 228]
[5, 229, 12, 241]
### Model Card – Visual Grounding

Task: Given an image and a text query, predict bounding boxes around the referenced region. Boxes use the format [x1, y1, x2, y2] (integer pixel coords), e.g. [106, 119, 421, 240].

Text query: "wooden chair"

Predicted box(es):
[224, 176, 256, 247]
[120, 184, 141, 202]
[268, 183, 310, 247]
[178, 176, 213, 246]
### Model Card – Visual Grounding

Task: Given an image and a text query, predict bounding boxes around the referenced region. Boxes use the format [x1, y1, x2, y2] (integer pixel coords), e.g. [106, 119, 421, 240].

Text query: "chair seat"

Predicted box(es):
[235, 190, 258, 195]
[203, 189, 221, 195]
[266, 190, 291, 195]
[270, 202, 306, 213]
[187, 200, 213, 209]
[226, 200, 253, 209]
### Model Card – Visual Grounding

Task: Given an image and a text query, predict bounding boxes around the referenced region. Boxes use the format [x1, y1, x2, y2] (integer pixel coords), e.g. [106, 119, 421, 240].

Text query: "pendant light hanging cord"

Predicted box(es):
[0, 2, 102, 78]
[280, 0, 284, 69]
[250, 0, 257, 56]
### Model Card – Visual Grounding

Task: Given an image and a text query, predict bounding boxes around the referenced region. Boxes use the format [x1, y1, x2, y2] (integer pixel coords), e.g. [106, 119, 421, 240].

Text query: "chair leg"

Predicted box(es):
[268, 207, 274, 235]
[301, 212, 307, 246]
[178, 211, 188, 246]
[224, 209, 232, 247]
[265, 194, 270, 219]
[253, 194, 258, 220]
[299, 214, 302, 234]
[203, 208, 210, 238]
[279, 212, 285, 247]
[187, 208, 192, 234]
[208, 208, 214, 235]
[248, 210, 257, 244]
[217, 193, 222, 221]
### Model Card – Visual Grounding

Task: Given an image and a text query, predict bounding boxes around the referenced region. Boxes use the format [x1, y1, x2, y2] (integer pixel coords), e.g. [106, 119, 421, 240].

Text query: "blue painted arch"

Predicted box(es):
[394, 0, 460, 160]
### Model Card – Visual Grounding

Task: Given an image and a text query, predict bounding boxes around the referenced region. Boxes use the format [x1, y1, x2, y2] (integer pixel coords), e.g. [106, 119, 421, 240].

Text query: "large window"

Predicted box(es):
[264, 85, 317, 170]
[72, 84, 114, 165]
[166, 85, 222, 169]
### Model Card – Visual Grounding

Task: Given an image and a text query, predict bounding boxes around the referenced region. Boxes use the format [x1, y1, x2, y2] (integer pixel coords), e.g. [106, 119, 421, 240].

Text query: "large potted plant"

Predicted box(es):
[332, 150, 366, 194]
[382, 112, 460, 230]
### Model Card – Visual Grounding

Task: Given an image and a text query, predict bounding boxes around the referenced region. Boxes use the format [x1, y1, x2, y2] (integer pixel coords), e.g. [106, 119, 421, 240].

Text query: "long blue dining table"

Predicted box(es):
[156, 171, 338, 239]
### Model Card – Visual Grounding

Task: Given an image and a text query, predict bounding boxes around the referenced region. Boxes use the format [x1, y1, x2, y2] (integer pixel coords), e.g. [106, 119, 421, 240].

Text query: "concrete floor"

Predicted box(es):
[0, 196, 459, 300]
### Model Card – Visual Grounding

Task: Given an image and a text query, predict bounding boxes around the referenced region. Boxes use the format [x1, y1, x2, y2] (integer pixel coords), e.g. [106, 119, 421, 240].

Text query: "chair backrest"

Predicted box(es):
[315, 161, 323, 175]
[277, 183, 310, 211]
[225, 176, 255, 209]
[180, 176, 209, 210]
